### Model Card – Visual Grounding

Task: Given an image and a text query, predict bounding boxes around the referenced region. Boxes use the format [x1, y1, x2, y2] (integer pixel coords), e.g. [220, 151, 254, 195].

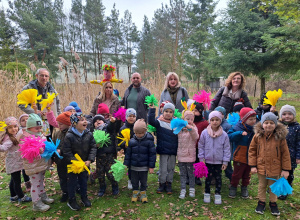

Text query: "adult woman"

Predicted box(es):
[159, 72, 189, 113]
[209, 72, 252, 115]
[90, 81, 120, 116]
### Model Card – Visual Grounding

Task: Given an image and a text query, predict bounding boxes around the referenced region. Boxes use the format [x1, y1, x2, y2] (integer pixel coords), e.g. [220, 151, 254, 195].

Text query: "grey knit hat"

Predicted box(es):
[261, 112, 277, 125]
[163, 103, 175, 112]
[126, 108, 137, 119]
[279, 104, 296, 118]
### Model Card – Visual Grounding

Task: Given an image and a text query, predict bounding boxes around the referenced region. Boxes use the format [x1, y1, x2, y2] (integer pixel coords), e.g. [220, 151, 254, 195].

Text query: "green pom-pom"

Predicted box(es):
[145, 94, 159, 107]
[93, 130, 111, 148]
[174, 109, 182, 118]
[109, 160, 127, 182]
[147, 124, 157, 133]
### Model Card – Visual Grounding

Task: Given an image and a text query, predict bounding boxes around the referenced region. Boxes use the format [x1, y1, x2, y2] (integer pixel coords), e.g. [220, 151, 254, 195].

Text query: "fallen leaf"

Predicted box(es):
[175, 211, 180, 216]
[100, 214, 105, 219]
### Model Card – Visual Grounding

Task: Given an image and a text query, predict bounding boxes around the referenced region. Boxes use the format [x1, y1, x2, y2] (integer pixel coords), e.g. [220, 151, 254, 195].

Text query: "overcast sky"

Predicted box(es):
[1, 0, 228, 30]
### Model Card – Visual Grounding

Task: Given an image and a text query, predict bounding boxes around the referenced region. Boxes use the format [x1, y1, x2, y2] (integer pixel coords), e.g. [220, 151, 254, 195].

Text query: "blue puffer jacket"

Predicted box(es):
[221, 119, 232, 133]
[228, 121, 254, 163]
[148, 108, 178, 155]
[124, 133, 156, 168]
[280, 121, 300, 168]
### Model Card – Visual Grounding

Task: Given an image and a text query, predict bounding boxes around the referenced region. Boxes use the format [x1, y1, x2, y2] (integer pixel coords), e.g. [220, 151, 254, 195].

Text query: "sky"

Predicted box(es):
[1, 0, 228, 30]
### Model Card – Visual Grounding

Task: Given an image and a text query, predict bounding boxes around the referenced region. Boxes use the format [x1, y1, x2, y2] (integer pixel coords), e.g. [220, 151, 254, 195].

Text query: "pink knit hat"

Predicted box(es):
[208, 111, 223, 122]
[18, 114, 29, 124]
[5, 117, 18, 127]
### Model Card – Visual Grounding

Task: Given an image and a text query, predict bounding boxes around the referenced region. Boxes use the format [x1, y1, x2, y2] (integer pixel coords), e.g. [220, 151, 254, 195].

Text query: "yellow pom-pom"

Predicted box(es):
[117, 128, 131, 147]
[17, 89, 42, 108]
[263, 89, 283, 106]
[67, 153, 90, 175]
[39, 92, 58, 111]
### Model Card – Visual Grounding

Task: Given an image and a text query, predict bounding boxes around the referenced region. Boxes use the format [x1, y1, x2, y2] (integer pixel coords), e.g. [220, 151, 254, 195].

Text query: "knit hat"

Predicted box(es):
[75, 107, 82, 113]
[160, 101, 170, 109]
[70, 112, 83, 125]
[69, 101, 78, 108]
[5, 117, 18, 127]
[18, 114, 29, 124]
[126, 108, 136, 119]
[261, 112, 277, 125]
[215, 106, 226, 116]
[92, 114, 106, 125]
[97, 103, 109, 114]
[280, 105, 296, 118]
[133, 119, 147, 133]
[209, 111, 223, 122]
[233, 99, 245, 112]
[187, 99, 195, 108]
[64, 106, 75, 112]
[26, 113, 43, 128]
[195, 103, 204, 112]
[56, 112, 72, 126]
[163, 103, 175, 112]
[184, 110, 194, 119]
[240, 107, 256, 123]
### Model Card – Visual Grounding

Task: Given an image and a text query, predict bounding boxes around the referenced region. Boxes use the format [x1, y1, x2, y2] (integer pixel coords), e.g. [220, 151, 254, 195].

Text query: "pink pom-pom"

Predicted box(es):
[193, 162, 208, 178]
[19, 135, 45, 163]
[193, 90, 213, 109]
[113, 107, 127, 122]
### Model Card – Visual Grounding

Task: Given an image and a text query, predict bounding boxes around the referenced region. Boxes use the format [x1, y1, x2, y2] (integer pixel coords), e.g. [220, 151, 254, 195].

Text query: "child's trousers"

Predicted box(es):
[230, 162, 251, 187]
[178, 162, 195, 189]
[67, 171, 88, 199]
[56, 158, 68, 194]
[159, 154, 176, 183]
[30, 171, 46, 203]
[205, 164, 222, 194]
[96, 153, 117, 187]
[131, 170, 148, 191]
[9, 171, 24, 198]
[287, 168, 295, 186]
[257, 173, 278, 202]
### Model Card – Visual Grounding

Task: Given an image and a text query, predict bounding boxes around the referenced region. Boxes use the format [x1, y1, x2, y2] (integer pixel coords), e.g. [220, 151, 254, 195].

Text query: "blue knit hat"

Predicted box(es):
[215, 106, 226, 116]
[69, 101, 78, 108]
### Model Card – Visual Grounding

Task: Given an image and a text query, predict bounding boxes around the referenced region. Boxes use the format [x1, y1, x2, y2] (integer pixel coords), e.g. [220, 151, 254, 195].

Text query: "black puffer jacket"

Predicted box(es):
[63, 129, 97, 163]
[118, 120, 134, 151]
[124, 133, 156, 168]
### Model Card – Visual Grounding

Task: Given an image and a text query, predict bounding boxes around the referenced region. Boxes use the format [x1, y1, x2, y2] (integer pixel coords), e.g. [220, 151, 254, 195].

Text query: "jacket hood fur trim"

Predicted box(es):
[254, 122, 288, 140]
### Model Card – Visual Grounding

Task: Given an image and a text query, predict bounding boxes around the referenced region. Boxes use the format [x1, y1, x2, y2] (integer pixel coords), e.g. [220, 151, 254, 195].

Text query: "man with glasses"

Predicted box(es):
[122, 73, 151, 122]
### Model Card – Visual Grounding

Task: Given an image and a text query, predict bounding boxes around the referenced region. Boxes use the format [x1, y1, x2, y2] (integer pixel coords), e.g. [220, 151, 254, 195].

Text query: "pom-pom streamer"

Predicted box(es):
[113, 107, 127, 122]
[19, 135, 45, 163]
[41, 138, 63, 161]
[147, 124, 157, 133]
[227, 112, 240, 126]
[263, 89, 283, 106]
[193, 162, 208, 178]
[117, 128, 131, 147]
[17, 89, 42, 108]
[109, 159, 126, 182]
[67, 153, 90, 175]
[267, 177, 293, 197]
[93, 130, 111, 148]
[170, 118, 188, 134]
[145, 94, 159, 107]
[193, 90, 213, 109]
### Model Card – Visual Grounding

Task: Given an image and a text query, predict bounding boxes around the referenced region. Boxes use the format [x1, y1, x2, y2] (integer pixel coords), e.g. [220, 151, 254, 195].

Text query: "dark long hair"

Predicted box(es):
[6, 127, 19, 145]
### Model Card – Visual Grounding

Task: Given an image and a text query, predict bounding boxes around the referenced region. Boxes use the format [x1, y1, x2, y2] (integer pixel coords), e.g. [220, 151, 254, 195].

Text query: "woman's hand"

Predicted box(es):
[251, 167, 257, 174]
[281, 170, 289, 179]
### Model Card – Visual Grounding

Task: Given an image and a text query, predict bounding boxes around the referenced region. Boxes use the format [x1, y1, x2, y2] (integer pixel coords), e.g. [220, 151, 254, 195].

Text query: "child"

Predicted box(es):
[214, 106, 232, 132]
[20, 113, 53, 211]
[159, 101, 170, 115]
[232, 99, 244, 114]
[228, 107, 256, 199]
[249, 112, 291, 216]
[118, 108, 137, 189]
[148, 102, 178, 194]
[278, 105, 300, 200]
[124, 119, 156, 203]
[198, 111, 231, 204]
[51, 111, 72, 202]
[93, 114, 121, 197]
[0, 117, 32, 204]
[177, 111, 199, 199]
[63, 113, 97, 211]
[255, 93, 278, 121]
[97, 103, 110, 120]
[64, 106, 76, 114]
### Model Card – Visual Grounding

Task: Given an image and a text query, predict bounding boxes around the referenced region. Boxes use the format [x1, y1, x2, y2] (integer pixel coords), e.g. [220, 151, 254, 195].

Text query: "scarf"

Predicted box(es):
[223, 86, 242, 101]
[167, 87, 180, 104]
[158, 115, 172, 123]
[95, 123, 106, 131]
[72, 127, 84, 137]
[207, 124, 223, 138]
[27, 130, 42, 137]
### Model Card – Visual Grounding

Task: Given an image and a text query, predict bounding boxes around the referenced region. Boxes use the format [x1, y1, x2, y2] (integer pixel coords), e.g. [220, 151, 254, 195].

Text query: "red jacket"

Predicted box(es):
[194, 120, 209, 145]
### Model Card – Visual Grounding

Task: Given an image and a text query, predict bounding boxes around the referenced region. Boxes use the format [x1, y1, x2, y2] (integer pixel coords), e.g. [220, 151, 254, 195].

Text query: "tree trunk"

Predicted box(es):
[197, 75, 200, 91]
[260, 76, 265, 97]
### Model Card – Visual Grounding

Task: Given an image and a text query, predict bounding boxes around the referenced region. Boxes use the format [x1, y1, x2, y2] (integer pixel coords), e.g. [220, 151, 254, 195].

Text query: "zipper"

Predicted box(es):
[258, 145, 260, 155]
[276, 146, 278, 158]
[234, 146, 241, 157]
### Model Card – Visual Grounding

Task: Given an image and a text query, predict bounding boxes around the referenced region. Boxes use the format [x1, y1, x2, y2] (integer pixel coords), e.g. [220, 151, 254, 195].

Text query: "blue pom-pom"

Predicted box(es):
[267, 177, 293, 197]
[69, 101, 78, 108]
[41, 138, 63, 161]
[171, 118, 188, 134]
[227, 112, 240, 126]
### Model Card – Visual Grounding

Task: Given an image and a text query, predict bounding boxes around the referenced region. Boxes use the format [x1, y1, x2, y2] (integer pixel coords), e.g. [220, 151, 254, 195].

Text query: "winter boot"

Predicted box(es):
[229, 186, 237, 198]
[81, 196, 91, 207]
[214, 194, 222, 205]
[67, 197, 81, 211]
[255, 201, 266, 215]
[189, 188, 195, 198]
[241, 186, 249, 199]
[33, 199, 50, 212]
[128, 180, 133, 190]
[156, 182, 165, 194]
[25, 181, 31, 192]
[112, 183, 119, 195]
[60, 192, 68, 203]
[204, 193, 211, 203]
[131, 190, 140, 202]
[269, 202, 280, 216]
[140, 191, 148, 203]
[40, 192, 54, 204]
[166, 182, 173, 195]
[179, 189, 186, 199]
[97, 184, 106, 197]
[18, 195, 32, 204]
[10, 195, 18, 203]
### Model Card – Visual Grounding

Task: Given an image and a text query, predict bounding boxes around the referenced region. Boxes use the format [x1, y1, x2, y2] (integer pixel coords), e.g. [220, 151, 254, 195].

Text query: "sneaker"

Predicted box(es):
[189, 188, 195, 198]
[40, 192, 54, 204]
[241, 186, 249, 199]
[18, 195, 32, 204]
[156, 183, 165, 194]
[166, 182, 172, 195]
[255, 201, 266, 215]
[179, 189, 186, 199]
[269, 202, 280, 216]
[140, 191, 148, 203]
[278, 195, 288, 200]
[67, 197, 81, 211]
[128, 180, 133, 190]
[112, 183, 119, 195]
[10, 195, 18, 203]
[33, 199, 50, 212]
[195, 178, 202, 186]
[81, 196, 91, 207]
[204, 193, 210, 203]
[131, 190, 140, 202]
[214, 194, 222, 205]
[60, 193, 68, 203]
[229, 186, 237, 198]
[25, 181, 31, 192]
[97, 184, 106, 197]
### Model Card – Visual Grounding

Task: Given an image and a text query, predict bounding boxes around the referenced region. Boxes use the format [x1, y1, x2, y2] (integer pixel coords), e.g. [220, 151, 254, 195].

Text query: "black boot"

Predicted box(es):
[255, 201, 265, 215]
[60, 192, 68, 203]
[67, 197, 81, 211]
[97, 184, 106, 197]
[269, 202, 280, 216]
[112, 183, 119, 196]
[81, 196, 91, 207]
[156, 182, 165, 194]
[166, 182, 172, 195]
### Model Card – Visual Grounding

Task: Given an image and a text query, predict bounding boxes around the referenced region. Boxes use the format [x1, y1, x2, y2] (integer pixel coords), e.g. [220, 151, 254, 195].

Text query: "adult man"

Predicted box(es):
[122, 73, 151, 121]
[18, 68, 61, 136]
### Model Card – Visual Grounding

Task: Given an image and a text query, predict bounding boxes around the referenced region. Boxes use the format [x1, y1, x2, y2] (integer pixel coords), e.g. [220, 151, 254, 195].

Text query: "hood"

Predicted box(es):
[234, 121, 253, 132]
[254, 122, 288, 140]
[133, 132, 154, 142]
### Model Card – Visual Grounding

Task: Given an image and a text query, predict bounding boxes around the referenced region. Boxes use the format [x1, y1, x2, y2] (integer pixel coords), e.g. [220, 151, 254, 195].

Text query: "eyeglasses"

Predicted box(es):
[39, 74, 49, 78]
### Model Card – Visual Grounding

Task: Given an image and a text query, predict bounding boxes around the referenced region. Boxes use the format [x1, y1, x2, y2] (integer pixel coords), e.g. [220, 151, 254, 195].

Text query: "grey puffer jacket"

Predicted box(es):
[209, 86, 252, 115]
[159, 87, 189, 113]
[19, 79, 61, 116]
[121, 84, 151, 122]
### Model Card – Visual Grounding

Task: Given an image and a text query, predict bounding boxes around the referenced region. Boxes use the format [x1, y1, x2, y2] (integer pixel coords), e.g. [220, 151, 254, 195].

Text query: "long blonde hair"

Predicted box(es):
[97, 81, 117, 101]
[164, 72, 181, 90]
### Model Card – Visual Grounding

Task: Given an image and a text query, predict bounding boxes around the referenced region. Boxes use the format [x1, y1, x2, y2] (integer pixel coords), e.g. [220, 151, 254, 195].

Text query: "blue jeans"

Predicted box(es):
[67, 171, 88, 198]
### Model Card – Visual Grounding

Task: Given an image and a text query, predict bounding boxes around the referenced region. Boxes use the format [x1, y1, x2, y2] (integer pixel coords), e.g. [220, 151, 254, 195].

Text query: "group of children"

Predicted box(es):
[0, 93, 299, 216]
